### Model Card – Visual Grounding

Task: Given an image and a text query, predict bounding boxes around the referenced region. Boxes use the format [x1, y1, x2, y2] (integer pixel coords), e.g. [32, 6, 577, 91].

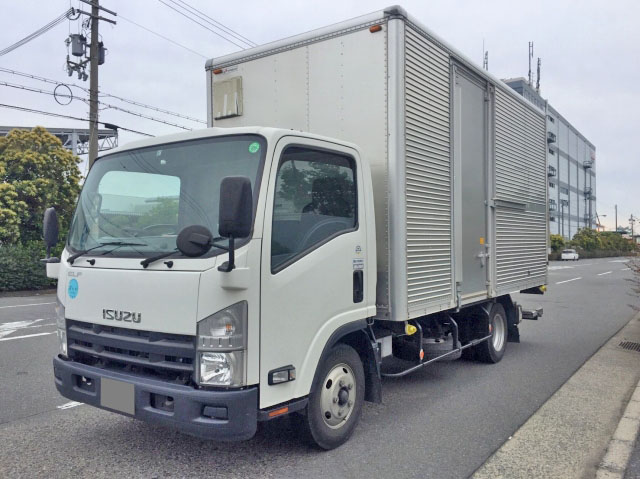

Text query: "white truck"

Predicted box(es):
[45, 6, 547, 449]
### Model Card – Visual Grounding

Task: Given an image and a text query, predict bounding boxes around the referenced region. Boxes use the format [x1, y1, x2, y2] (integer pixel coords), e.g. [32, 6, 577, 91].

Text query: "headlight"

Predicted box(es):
[55, 296, 65, 329]
[197, 301, 247, 386]
[57, 329, 68, 357]
[55, 296, 67, 357]
[200, 351, 244, 386]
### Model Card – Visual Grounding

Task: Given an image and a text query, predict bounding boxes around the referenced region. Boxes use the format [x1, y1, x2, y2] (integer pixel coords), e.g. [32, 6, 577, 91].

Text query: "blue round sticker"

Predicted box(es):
[68, 278, 79, 299]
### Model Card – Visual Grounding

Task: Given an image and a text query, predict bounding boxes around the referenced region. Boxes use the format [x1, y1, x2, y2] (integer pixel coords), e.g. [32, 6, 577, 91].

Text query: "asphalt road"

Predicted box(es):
[0, 258, 637, 479]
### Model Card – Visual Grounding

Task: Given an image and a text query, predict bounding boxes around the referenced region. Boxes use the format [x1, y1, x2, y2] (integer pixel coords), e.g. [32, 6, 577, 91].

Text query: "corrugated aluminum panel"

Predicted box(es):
[494, 89, 547, 291]
[404, 27, 453, 315]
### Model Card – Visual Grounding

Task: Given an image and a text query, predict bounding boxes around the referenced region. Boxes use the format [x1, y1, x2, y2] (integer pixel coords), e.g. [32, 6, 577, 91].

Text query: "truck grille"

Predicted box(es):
[66, 319, 196, 383]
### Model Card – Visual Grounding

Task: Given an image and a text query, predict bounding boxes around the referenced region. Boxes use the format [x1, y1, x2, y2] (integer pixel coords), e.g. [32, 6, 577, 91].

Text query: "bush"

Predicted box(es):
[0, 241, 59, 291]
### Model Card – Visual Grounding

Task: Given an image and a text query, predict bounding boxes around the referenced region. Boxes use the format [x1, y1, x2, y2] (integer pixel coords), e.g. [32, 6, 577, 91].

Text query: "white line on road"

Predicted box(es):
[597, 271, 613, 276]
[0, 330, 16, 339]
[556, 277, 582, 284]
[57, 401, 83, 410]
[609, 260, 628, 263]
[0, 302, 55, 310]
[0, 318, 46, 330]
[621, 268, 630, 271]
[0, 331, 56, 342]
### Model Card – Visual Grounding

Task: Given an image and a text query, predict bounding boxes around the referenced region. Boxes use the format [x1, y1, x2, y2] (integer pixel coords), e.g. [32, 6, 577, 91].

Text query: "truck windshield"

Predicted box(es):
[67, 134, 266, 258]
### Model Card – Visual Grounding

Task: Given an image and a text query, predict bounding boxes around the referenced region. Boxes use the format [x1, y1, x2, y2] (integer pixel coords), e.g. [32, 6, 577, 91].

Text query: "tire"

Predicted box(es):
[475, 303, 508, 363]
[297, 343, 365, 450]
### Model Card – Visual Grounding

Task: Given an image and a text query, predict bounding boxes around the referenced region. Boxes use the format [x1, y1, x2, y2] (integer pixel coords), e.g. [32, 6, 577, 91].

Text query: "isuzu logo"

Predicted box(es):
[102, 309, 141, 323]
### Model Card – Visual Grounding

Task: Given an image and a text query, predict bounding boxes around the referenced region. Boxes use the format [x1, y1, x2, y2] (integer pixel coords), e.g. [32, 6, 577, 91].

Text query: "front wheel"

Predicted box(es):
[297, 344, 365, 450]
[475, 303, 508, 363]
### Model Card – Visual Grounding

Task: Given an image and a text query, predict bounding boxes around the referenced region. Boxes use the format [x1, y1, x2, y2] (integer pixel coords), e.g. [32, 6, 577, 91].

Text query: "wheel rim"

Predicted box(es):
[320, 363, 356, 429]
[492, 313, 506, 351]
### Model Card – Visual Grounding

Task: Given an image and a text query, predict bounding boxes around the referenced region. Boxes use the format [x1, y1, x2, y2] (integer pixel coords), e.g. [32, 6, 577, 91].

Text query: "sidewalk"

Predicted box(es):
[472, 312, 640, 479]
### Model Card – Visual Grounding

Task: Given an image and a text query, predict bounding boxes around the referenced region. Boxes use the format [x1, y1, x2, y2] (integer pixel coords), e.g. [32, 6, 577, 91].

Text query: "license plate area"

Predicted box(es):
[101, 378, 135, 415]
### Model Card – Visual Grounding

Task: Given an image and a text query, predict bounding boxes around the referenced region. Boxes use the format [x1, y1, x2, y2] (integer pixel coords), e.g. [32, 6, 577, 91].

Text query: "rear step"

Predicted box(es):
[522, 307, 543, 320]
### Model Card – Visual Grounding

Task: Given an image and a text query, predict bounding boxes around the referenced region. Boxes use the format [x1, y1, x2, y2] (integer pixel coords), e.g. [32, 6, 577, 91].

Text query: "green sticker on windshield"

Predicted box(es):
[248, 142, 260, 153]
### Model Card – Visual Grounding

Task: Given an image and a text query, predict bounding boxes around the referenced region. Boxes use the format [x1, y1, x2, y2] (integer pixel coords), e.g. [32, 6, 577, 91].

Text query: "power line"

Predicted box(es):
[99, 92, 205, 124]
[119, 14, 208, 59]
[0, 8, 76, 56]
[0, 80, 193, 130]
[0, 67, 205, 124]
[171, 0, 256, 48]
[0, 103, 154, 137]
[156, 0, 247, 50]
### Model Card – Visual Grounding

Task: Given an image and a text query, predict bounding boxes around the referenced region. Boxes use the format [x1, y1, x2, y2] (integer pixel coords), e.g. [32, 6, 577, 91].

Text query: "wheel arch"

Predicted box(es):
[310, 320, 382, 404]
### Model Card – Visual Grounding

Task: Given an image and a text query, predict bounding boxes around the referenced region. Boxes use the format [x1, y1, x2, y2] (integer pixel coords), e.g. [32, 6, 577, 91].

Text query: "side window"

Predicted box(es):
[271, 146, 357, 272]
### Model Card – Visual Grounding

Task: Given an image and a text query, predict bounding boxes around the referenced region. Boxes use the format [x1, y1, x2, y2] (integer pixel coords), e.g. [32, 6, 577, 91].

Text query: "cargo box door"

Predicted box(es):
[453, 67, 489, 299]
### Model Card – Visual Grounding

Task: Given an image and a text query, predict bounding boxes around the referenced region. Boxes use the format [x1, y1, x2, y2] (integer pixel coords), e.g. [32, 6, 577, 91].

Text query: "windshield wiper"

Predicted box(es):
[140, 249, 179, 269]
[67, 241, 147, 264]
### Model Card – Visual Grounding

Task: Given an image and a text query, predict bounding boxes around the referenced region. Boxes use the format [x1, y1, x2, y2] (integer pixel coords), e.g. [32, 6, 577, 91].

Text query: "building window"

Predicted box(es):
[560, 187, 569, 195]
[547, 115, 555, 123]
[548, 148, 555, 155]
[549, 181, 555, 188]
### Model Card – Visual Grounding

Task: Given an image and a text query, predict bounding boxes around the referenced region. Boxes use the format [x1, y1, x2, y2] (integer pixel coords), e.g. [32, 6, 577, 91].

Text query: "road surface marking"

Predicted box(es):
[621, 267, 630, 271]
[549, 266, 574, 270]
[609, 260, 627, 263]
[0, 331, 56, 342]
[57, 401, 83, 410]
[0, 330, 16, 339]
[556, 277, 582, 284]
[0, 318, 46, 331]
[0, 302, 55, 310]
[597, 271, 613, 276]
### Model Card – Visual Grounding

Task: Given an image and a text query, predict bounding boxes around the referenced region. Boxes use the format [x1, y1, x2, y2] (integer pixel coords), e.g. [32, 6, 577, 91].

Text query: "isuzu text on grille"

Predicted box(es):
[102, 309, 141, 323]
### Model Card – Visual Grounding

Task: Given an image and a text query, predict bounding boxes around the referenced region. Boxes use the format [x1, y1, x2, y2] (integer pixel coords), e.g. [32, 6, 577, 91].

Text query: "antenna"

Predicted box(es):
[536, 57, 541, 92]
[528, 41, 534, 85]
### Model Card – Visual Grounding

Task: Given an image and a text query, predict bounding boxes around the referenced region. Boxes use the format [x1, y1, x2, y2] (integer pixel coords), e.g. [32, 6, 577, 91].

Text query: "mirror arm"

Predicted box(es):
[217, 236, 235, 272]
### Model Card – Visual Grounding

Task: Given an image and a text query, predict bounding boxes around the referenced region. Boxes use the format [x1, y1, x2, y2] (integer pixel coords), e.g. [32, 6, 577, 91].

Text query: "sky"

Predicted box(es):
[1, 0, 638, 231]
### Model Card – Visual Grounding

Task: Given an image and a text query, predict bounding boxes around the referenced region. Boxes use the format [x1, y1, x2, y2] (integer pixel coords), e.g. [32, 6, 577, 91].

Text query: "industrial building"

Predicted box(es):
[504, 78, 596, 239]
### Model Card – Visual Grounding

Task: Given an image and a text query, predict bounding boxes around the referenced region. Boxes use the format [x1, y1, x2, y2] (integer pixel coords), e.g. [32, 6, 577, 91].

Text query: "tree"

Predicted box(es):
[550, 234, 565, 252]
[0, 127, 81, 244]
[569, 228, 602, 251]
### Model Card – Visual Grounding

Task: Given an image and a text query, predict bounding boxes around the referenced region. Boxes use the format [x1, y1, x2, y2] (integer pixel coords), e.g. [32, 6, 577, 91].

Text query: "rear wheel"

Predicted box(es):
[297, 343, 364, 450]
[475, 303, 508, 363]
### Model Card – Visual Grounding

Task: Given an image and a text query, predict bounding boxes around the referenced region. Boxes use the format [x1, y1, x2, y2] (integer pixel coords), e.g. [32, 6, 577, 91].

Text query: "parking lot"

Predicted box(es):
[0, 258, 637, 478]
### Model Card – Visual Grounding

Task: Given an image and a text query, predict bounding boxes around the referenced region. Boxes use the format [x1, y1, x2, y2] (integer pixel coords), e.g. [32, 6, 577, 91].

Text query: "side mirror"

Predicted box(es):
[219, 176, 253, 239]
[217, 176, 252, 273]
[176, 225, 213, 257]
[42, 207, 59, 259]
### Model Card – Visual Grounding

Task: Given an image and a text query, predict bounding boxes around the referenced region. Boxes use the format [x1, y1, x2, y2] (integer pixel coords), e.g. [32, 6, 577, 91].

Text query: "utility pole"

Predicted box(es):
[631, 214, 636, 239]
[88, 0, 99, 169]
[615, 204, 618, 232]
[66, 0, 116, 169]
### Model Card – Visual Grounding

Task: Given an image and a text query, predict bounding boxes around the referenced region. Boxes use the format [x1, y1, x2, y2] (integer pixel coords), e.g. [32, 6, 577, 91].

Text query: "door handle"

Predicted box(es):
[353, 270, 364, 303]
[476, 252, 486, 267]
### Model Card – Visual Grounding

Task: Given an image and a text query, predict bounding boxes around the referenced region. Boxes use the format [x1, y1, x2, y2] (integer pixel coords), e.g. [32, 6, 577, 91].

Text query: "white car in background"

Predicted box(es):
[561, 248, 579, 261]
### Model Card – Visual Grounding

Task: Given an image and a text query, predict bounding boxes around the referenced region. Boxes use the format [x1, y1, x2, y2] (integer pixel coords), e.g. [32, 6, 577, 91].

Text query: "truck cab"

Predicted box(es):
[49, 127, 377, 446]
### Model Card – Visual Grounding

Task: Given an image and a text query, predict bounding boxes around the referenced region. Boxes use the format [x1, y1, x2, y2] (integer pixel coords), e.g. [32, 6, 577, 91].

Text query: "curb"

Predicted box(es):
[596, 380, 640, 479]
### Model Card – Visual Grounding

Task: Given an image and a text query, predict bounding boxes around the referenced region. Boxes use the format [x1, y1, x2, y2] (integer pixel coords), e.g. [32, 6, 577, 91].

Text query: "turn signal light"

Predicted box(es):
[213, 68, 223, 75]
[369, 25, 383, 33]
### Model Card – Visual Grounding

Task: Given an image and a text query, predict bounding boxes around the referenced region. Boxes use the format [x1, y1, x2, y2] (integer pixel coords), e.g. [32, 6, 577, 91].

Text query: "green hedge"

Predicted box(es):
[0, 241, 58, 291]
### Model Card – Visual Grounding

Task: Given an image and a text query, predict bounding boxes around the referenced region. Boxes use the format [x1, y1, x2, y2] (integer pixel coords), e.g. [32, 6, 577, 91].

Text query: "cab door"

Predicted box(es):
[259, 137, 369, 409]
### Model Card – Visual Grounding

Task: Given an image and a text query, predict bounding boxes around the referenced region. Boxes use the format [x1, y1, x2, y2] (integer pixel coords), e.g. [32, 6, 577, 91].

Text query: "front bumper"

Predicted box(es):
[53, 356, 258, 441]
